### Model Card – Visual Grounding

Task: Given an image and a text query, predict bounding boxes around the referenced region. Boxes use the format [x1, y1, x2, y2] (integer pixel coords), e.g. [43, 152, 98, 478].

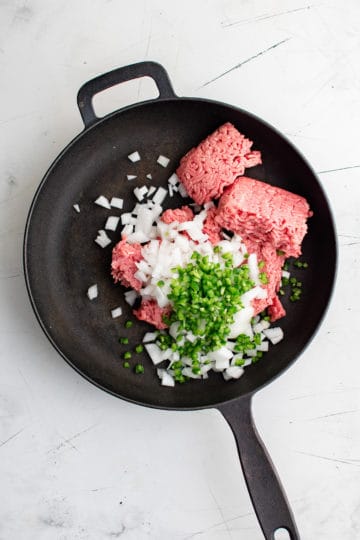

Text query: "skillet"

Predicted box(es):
[24, 61, 337, 539]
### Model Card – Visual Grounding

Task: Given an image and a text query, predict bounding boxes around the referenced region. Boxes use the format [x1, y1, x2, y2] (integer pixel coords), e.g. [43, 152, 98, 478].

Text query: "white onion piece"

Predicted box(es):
[135, 207, 155, 235]
[168, 173, 179, 186]
[145, 343, 164, 365]
[121, 224, 134, 237]
[282, 270, 290, 279]
[73, 204, 80, 213]
[111, 307, 122, 318]
[110, 197, 124, 209]
[208, 347, 233, 363]
[146, 173, 152, 180]
[124, 290, 138, 306]
[147, 186, 156, 196]
[128, 151, 141, 162]
[95, 195, 111, 209]
[253, 320, 271, 333]
[257, 341, 269, 352]
[134, 270, 147, 283]
[105, 216, 120, 231]
[161, 372, 175, 387]
[263, 327, 284, 345]
[152, 187, 167, 205]
[214, 357, 231, 371]
[121, 213, 133, 225]
[134, 185, 148, 201]
[168, 184, 174, 197]
[127, 231, 149, 244]
[127, 174, 137, 181]
[228, 307, 254, 338]
[95, 230, 111, 248]
[248, 253, 260, 285]
[157, 155, 170, 168]
[143, 332, 157, 343]
[182, 367, 201, 379]
[87, 284, 98, 300]
[225, 366, 244, 379]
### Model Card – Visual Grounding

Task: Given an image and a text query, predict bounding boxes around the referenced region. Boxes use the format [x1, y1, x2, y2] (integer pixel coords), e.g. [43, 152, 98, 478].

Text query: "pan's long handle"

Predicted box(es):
[77, 61, 176, 128]
[218, 396, 300, 540]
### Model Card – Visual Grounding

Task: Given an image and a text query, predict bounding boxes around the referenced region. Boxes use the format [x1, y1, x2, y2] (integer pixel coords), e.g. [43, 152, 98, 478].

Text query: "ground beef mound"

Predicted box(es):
[111, 239, 143, 291]
[216, 176, 312, 258]
[133, 299, 171, 330]
[161, 206, 194, 224]
[176, 122, 262, 205]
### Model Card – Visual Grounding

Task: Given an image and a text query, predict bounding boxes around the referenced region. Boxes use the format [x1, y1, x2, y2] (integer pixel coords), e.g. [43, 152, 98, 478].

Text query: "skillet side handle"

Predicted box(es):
[218, 396, 300, 540]
[77, 61, 176, 128]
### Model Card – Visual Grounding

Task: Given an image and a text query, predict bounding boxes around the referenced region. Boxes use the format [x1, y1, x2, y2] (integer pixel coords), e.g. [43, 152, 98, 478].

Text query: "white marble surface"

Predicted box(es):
[1, 1, 360, 538]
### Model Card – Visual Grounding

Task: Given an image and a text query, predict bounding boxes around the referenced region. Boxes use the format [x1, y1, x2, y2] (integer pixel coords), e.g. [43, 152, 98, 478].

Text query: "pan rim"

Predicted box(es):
[23, 95, 338, 411]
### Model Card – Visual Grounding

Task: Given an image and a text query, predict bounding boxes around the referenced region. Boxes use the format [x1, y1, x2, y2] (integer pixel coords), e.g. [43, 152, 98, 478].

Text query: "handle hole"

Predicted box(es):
[92, 76, 159, 118]
[274, 528, 292, 540]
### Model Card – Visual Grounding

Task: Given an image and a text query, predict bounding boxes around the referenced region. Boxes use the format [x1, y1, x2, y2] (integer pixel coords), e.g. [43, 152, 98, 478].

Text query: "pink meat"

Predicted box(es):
[217, 176, 312, 258]
[245, 241, 286, 321]
[176, 123, 261, 205]
[111, 239, 143, 291]
[133, 299, 171, 330]
[203, 206, 222, 245]
[161, 205, 194, 224]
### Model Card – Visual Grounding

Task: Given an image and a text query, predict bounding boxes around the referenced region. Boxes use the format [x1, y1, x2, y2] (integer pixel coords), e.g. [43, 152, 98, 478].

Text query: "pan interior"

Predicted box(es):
[24, 99, 336, 409]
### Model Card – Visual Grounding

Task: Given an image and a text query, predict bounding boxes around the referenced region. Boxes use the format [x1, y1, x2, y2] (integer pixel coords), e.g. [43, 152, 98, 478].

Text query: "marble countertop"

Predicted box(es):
[1, 1, 360, 538]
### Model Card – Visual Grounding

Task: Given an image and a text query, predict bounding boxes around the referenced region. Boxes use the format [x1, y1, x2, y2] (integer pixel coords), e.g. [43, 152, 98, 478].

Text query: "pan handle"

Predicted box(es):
[218, 396, 300, 540]
[77, 61, 176, 128]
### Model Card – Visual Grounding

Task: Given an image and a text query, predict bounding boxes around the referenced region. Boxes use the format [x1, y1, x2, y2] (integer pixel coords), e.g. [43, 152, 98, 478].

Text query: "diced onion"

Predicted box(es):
[95, 230, 111, 248]
[168, 173, 179, 186]
[111, 307, 122, 318]
[128, 151, 141, 162]
[263, 327, 284, 345]
[110, 197, 124, 209]
[225, 366, 244, 379]
[145, 343, 165, 365]
[87, 284, 98, 300]
[95, 195, 111, 209]
[73, 204, 80, 213]
[124, 290, 138, 306]
[282, 270, 290, 279]
[161, 372, 175, 387]
[157, 155, 170, 168]
[105, 216, 120, 231]
[143, 332, 157, 343]
[152, 187, 167, 205]
[146, 173, 152, 180]
[127, 174, 137, 181]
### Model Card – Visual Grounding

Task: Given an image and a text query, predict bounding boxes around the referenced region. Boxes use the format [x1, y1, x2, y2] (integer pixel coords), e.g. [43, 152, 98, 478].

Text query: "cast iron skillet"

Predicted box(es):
[24, 62, 337, 539]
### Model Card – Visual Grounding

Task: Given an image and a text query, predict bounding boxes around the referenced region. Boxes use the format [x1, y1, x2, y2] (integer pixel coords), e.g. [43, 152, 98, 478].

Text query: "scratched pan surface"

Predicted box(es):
[24, 65, 336, 411]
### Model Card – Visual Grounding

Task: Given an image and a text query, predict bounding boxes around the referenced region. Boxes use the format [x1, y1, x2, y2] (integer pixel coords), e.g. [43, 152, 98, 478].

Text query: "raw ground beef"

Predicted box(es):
[133, 299, 171, 330]
[176, 123, 261, 205]
[161, 206, 194, 224]
[245, 240, 286, 321]
[111, 239, 143, 291]
[202, 206, 222, 245]
[216, 176, 312, 258]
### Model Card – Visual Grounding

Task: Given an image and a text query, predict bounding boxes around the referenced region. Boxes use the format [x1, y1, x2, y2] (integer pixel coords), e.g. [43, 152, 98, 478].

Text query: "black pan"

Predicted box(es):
[24, 62, 337, 540]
